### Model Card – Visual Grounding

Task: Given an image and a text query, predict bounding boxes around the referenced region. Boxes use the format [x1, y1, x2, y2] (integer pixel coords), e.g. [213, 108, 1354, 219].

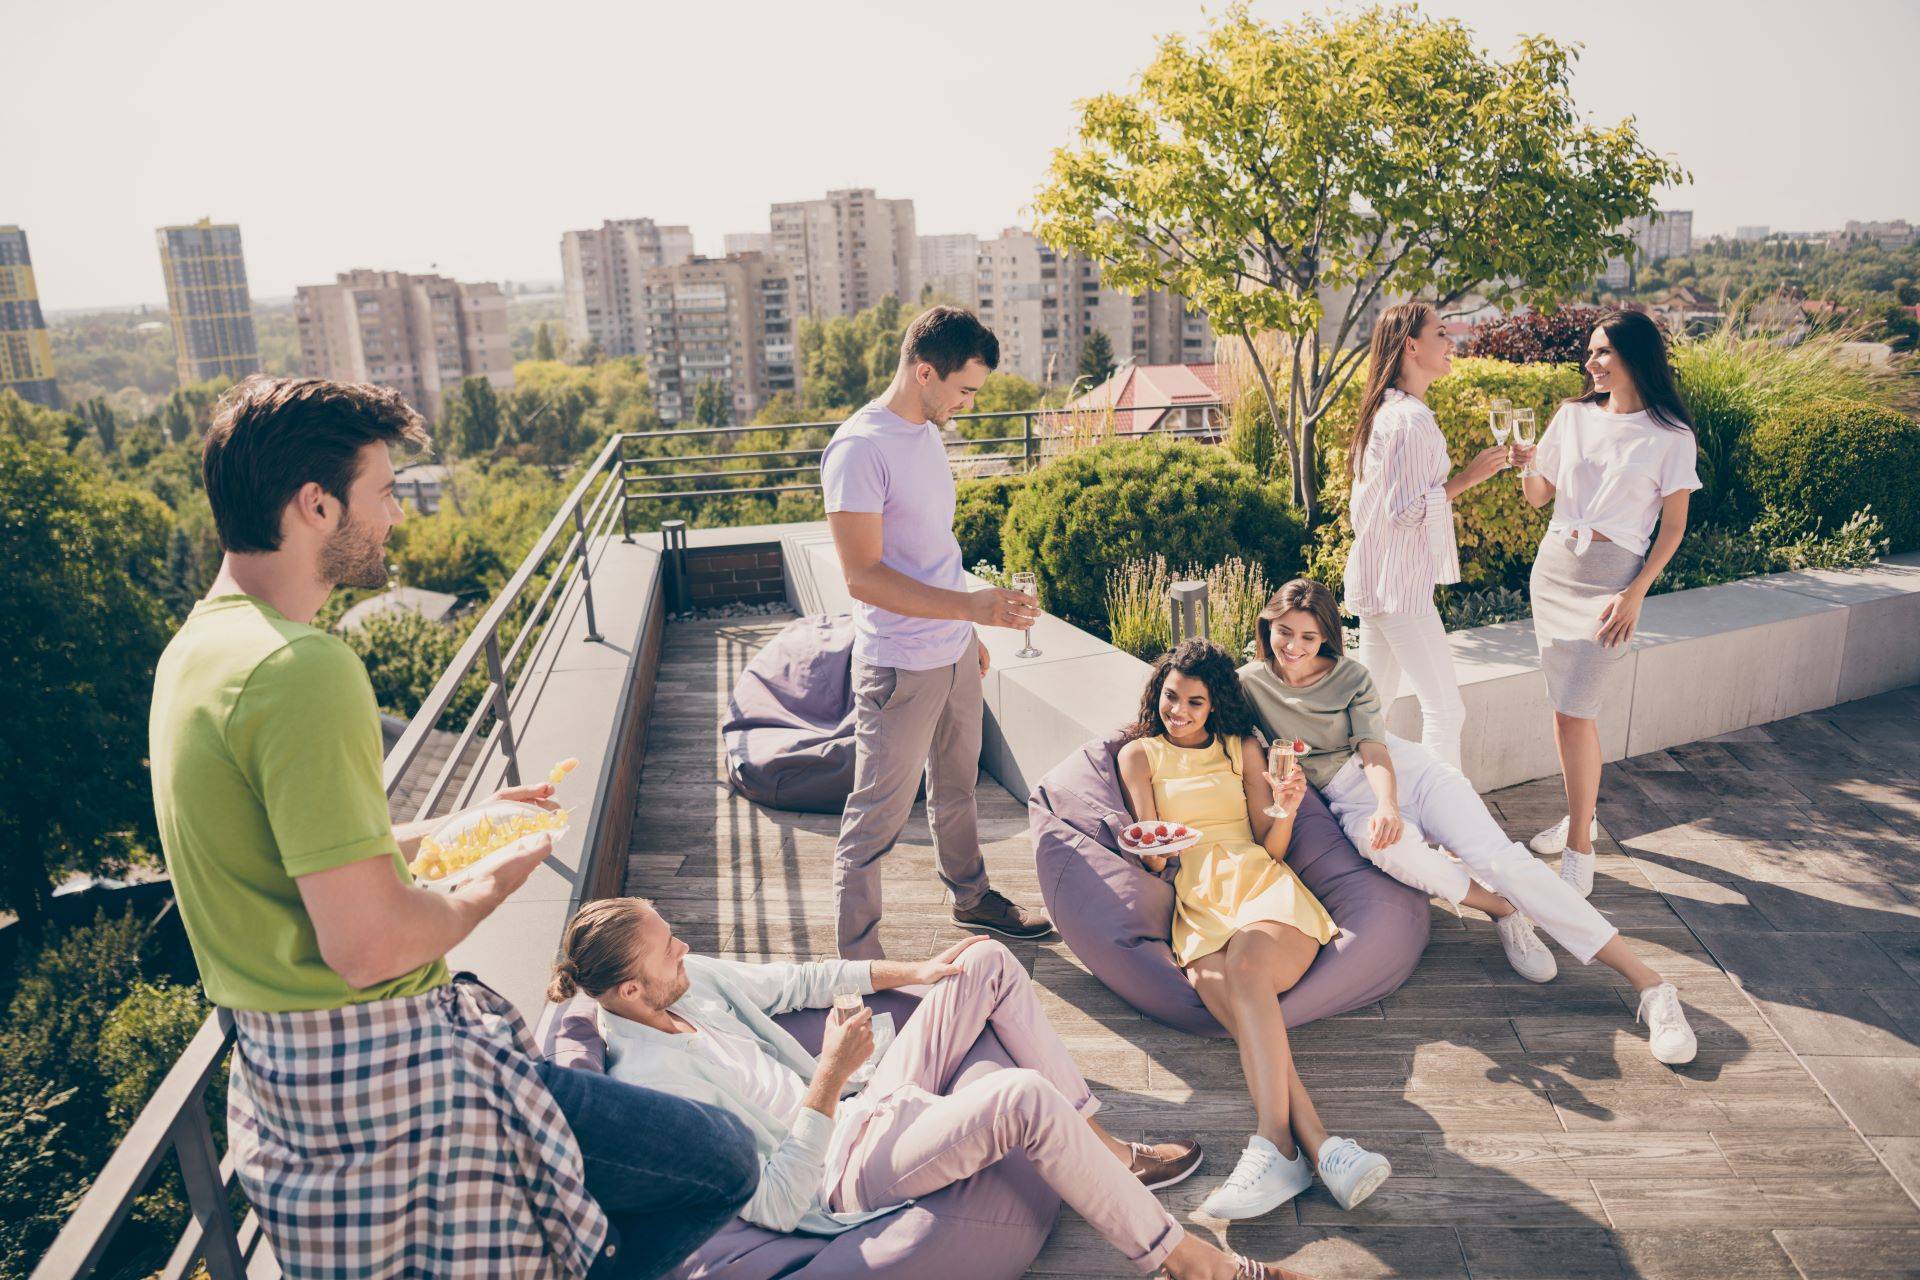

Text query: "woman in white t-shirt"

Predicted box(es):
[1519, 310, 1702, 898]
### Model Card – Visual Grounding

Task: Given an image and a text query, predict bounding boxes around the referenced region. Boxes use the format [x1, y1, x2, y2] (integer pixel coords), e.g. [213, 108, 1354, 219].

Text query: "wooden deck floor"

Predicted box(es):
[625, 616, 1920, 1280]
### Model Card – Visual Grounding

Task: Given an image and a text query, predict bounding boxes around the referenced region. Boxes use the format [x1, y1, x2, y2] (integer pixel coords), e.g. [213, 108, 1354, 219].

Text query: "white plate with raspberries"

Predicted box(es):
[1119, 820, 1202, 857]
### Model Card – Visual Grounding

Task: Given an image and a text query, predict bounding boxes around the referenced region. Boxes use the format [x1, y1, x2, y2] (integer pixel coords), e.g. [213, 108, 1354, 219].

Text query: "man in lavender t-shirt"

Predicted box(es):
[821, 306, 1054, 959]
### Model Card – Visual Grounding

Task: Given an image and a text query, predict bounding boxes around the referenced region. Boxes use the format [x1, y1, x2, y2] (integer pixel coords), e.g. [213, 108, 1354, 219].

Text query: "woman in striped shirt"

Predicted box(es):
[1342, 302, 1512, 771]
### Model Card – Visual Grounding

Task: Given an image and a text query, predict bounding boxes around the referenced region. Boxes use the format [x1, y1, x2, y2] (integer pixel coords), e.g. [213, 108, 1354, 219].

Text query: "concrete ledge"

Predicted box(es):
[447, 534, 665, 1016]
[779, 519, 1920, 796]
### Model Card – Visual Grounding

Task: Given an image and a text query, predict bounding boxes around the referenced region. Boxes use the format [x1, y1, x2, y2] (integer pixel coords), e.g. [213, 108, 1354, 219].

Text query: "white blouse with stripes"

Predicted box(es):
[1342, 388, 1461, 617]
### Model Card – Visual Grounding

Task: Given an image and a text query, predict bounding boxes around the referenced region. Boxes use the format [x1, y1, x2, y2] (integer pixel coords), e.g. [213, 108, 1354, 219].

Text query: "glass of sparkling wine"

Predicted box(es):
[1488, 398, 1512, 448]
[1509, 407, 1537, 477]
[1264, 739, 1299, 818]
[832, 991, 864, 1025]
[1010, 571, 1041, 659]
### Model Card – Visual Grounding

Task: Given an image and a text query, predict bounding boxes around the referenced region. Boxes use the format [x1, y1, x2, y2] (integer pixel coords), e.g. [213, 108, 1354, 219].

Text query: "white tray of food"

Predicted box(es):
[409, 800, 571, 890]
[1119, 820, 1202, 857]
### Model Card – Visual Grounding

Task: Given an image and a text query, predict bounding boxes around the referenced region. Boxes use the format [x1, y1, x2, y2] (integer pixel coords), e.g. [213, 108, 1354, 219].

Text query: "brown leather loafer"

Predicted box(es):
[951, 889, 1054, 940]
[1128, 1137, 1203, 1191]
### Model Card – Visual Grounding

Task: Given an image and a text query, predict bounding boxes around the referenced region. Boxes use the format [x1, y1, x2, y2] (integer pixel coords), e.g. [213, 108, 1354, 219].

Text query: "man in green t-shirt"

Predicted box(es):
[150, 377, 755, 1277]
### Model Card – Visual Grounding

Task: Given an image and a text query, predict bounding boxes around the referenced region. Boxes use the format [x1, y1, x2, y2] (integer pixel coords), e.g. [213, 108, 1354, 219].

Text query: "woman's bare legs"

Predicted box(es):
[1186, 923, 1327, 1161]
[1553, 710, 1603, 856]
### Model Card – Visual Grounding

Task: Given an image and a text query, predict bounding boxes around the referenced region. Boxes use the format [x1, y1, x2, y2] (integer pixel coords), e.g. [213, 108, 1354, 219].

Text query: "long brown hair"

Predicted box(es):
[1567, 308, 1694, 433]
[548, 896, 653, 1002]
[1255, 579, 1343, 665]
[1348, 301, 1437, 479]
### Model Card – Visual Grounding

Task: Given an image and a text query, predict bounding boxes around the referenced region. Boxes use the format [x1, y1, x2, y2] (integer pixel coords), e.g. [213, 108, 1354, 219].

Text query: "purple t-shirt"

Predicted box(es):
[820, 403, 976, 671]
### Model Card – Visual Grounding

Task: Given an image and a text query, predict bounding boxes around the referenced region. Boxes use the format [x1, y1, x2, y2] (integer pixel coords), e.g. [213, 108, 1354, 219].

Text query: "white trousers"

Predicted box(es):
[1321, 736, 1619, 963]
[1357, 607, 1466, 770]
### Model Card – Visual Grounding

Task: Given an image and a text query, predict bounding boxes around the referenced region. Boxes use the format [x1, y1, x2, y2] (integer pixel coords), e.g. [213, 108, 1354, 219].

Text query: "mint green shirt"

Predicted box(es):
[149, 595, 447, 1012]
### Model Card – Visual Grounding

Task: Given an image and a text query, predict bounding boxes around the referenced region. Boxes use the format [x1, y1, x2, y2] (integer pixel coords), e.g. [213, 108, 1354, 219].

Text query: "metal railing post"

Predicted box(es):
[484, 632, 522, 787]
[1022, 412, 1035, 471]
[619, 462, 633, 543]
[571, 503, 604, 643]
[1169, 580, 1210, 644]
[169, 1107, 246, 1279]
[661, 519, 689, 614]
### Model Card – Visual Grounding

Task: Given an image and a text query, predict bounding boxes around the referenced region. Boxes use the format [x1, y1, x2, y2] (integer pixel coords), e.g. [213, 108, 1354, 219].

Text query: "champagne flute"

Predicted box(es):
[1487, 399, 1511, 447]
[1010, 571, 1041, 659]
[1264, 738, 1299, 818]
[1510, 408, 1537, 478]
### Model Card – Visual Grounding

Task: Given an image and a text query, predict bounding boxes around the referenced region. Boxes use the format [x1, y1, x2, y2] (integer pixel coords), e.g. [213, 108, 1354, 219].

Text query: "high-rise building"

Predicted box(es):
[770, 188, 917, 318]
[723, 231, 773, 256]
[293, 270, 512, 422]
[917, 234, 980, 307]
[560, 218, 695, 357]
[974, 228, 1212, 385]
[1839, 219, 1918, 251]
[1736, 225, 1771, 242]
[641, 252, 796, 424]
[0, 226, 59, 408]
[156, 218, 260, 387]
[1601, 210, 1694, 289]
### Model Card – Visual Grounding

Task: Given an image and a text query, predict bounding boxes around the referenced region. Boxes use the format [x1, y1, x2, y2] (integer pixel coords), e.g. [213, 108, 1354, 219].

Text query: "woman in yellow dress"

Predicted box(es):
[1116, 639, 1391, 1221]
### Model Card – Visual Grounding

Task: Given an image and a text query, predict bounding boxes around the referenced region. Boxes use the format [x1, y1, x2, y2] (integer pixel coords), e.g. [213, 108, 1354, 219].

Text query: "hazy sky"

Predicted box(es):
[10, 0, 1918, 311]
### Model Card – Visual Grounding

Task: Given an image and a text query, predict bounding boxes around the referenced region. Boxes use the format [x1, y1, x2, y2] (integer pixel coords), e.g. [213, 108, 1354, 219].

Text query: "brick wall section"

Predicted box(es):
[683, 543, 787, 605]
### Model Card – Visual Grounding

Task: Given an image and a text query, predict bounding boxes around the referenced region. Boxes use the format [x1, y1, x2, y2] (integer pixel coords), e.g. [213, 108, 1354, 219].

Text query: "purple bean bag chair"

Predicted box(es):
[536, 990, 1059, 1280]
[723, 614, 859, 814]
[1030, 731, 1431, 1036]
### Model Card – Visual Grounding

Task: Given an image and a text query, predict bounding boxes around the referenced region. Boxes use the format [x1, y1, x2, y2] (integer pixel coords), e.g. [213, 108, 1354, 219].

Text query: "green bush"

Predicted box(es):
[1002, 441, 1304, 630]
[1665, 506, 1889, 591]
[341, 609, 488, 729]
[1308, 357, 1579, 596]
[953, 474, 1027, 569]
[1740, 398, 1920, 551]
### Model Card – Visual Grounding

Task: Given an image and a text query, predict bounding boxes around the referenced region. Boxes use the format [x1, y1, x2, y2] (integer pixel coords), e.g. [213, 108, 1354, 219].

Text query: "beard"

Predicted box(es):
[318, 507, 390, 590]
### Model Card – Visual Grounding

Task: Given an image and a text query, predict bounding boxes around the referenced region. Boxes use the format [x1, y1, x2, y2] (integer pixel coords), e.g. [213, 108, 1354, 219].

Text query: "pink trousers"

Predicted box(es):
[832, 941, 1185, 1274]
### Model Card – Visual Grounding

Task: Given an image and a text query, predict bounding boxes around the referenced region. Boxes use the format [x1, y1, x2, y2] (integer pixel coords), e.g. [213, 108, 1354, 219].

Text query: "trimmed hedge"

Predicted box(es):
[953, 473, 1027, 569]
[1740, 398, 1920, 552]
[1001, 441, 1305, 629]
[1308, 357, 1580, 594]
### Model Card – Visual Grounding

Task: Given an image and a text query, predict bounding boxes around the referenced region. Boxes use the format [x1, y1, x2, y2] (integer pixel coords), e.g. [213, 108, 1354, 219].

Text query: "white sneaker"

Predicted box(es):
[1559, 848, 1597, 899]
[1198, 1135, 1312, 1220]
[1494, 911, 1558, 983]
[1637, 982, 1698, 1065]
[1529, 814, 1599, 856]
[1315, 1136, 1392, 1210]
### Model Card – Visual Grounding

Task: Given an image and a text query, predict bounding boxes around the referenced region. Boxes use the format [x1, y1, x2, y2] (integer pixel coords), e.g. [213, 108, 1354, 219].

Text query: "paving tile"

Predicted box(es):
[1711, 1130, 1887, 1176]
[1773, 1228, 1920, 1279]
[1744, 987, 1920, 1057]
[1692, 930, 1916, 989]
[1296, 1176, 1607, 1227]
[1868, 1135, 1920, 1204]
[1800, 1056, 1920, 1136]
[1455, 1226, 1627, 1278]
[1609, 1229, 1798, 1279]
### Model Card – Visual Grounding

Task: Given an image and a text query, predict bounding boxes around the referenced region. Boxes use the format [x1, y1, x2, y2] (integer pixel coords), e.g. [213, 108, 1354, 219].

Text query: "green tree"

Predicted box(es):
[0, 434, 173, 926]
[1078, 330, 1116, 384]
[1035, 3, 1683, 523]
[533, 320, 558, 361]
[691, 378, 732, 428]
[341, 608, 487, 728]
[444, 376, 505, 457]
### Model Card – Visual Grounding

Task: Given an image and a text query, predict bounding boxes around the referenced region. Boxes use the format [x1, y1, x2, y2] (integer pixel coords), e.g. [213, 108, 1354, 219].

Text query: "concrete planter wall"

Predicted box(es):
[778, 522, 1920, 795]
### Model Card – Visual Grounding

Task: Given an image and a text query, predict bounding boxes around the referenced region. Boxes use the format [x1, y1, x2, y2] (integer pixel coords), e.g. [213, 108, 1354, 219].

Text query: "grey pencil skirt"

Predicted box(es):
[1529, 533, 1645, 719]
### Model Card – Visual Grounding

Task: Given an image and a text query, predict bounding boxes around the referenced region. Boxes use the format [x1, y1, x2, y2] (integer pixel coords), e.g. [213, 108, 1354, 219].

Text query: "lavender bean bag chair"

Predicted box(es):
[1031, 731, 1430, 1036]
[536, 990, 1059, 1280]
[723, 614, 859, 814]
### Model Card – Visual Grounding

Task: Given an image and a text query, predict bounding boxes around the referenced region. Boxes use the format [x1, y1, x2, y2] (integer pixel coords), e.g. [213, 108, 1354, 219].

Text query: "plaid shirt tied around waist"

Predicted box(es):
[228, 973, 608, 1279]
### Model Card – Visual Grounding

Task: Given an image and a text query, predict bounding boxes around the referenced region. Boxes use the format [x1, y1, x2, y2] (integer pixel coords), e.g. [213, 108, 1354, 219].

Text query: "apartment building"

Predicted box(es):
[917, 233, 979, 307]
[723, 231, 773, 256]
[0, 226, 58, 408]
[974, 228, 1213, 385]
[560, 218, 695, 357]
[769, 188, 917, 318]
[294, 270, 512, 422]
[1601, 210, 1695, 290]
[641, 252, 796, 424]
[1839, 219, 1918, 251]
[156, 218, 260, 387]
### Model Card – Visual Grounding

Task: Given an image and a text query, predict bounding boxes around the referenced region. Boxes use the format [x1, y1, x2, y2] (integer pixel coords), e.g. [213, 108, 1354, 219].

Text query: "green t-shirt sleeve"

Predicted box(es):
[228, 634, 401, 878]
[1346, 664, 1389, 749]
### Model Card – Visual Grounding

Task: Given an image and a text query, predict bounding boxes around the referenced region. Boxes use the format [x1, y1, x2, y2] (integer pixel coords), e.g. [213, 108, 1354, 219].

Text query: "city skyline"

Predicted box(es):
[11, 0, 1920, 312]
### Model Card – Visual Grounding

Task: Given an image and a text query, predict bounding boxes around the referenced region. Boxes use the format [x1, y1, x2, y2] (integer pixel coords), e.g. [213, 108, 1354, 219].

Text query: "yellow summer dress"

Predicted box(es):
[1143, 734, 1338, 967]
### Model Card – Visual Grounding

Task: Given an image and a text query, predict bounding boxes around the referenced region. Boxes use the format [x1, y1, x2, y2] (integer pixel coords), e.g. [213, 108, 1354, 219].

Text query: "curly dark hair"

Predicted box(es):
[1125, 639, 1261, 746]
